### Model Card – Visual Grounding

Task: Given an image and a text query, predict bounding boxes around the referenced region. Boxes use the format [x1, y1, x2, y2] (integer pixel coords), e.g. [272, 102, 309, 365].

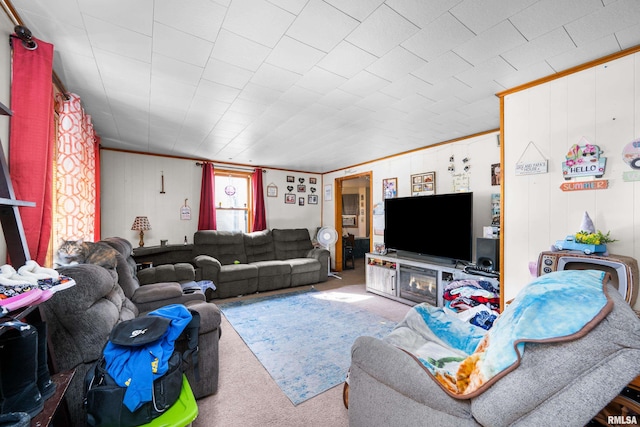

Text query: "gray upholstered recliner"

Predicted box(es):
[41, 260, 221, 426]
[101, 236, 205, 313]
[348, 283, 640, 426]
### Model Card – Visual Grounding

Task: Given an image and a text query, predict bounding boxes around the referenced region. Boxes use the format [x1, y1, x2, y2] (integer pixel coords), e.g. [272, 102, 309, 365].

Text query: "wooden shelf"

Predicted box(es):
[31, 369, 76, 427]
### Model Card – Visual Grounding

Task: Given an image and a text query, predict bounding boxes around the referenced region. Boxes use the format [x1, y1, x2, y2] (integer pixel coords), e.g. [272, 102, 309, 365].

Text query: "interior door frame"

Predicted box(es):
[334, 171, 373, 271]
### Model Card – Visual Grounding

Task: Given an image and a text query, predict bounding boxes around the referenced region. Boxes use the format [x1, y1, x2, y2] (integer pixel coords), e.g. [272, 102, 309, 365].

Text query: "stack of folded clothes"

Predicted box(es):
[0, 260, 75, 314]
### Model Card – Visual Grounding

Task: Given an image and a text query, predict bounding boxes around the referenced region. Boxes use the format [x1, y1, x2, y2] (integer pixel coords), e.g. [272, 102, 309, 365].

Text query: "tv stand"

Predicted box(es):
[365, 252, 493, 306]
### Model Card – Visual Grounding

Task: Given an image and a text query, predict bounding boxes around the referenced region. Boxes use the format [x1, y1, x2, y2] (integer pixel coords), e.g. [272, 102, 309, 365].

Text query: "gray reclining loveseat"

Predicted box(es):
[348, 280, 640, 426]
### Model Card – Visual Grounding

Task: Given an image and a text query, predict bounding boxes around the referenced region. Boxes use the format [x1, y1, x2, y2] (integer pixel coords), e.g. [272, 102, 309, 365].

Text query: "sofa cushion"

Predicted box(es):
[219, 263, 258, 281]
[287, 258, 321, 274]
[272, 228, 314, 260]
[137, 263, 195, 285]
[244, 230, 276, 263]
[194, 231, 247, 265]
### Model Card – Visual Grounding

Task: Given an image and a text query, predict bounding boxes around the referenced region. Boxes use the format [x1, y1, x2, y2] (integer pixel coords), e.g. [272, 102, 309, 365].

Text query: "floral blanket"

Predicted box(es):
[385, 269, 613, 398]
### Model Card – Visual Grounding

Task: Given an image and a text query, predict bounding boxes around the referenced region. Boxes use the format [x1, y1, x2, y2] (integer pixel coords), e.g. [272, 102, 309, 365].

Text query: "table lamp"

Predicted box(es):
[131, 216, 151, 247]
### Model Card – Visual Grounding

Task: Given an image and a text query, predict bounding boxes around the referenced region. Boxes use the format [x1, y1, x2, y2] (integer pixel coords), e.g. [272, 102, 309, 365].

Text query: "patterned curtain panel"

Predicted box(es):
[53, 93, 100, 244]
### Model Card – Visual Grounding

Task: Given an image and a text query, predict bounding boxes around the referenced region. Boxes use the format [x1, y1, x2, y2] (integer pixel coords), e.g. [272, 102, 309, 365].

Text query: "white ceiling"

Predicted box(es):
[8, 0, 640, 173]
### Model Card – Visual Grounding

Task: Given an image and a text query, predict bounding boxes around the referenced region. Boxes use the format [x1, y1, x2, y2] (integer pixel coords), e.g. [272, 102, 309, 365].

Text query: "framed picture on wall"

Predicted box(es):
[287, 176, 295, 182]
[285, 193, 295, 204]
[382, 177, 397, 199]
[267, 184, 278, 197]
[309, 177, 317, 184]
[308, 194, 318, 204]
[324, 184, 332, 201]
[297, 184, 306, 192]
[298, 197, 305, 206]
[411, 172, 436, 196]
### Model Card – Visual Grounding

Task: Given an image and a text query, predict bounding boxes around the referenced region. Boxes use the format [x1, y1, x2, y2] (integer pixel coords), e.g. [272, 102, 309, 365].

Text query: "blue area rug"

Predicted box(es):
[219, 289, 396, 405]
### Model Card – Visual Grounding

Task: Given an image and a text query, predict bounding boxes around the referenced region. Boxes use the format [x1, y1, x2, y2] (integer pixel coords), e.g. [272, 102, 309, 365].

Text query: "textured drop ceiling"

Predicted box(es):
[8, 0, 640, 173]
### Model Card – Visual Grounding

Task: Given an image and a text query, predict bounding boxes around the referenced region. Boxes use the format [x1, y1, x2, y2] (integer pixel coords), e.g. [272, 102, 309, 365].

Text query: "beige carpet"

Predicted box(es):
[193, 260, 411, 427]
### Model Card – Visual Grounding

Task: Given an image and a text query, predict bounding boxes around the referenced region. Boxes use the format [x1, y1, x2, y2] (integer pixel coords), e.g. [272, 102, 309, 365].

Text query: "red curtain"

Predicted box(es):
[9, 36, 55, 266]
[198, 162, 217, 230]
[251, 168, 266, 231]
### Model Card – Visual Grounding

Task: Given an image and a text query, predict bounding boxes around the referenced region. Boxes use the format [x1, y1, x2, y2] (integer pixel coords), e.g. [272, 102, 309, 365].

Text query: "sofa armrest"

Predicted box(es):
[193, 255, 222, 283]
[307, 247, 330, 281]
[131, 282, 205, 313]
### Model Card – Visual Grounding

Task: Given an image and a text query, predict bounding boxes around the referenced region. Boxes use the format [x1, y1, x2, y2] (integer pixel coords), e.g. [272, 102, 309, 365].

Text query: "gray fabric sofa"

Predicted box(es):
[41, 261, 221, 426]
[134, 229, 330, 300]
[348, 283, 640, 426]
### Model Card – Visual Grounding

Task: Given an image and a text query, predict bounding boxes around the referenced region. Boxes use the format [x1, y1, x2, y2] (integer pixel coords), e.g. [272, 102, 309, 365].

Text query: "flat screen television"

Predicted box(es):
[384, 192, 473, 264]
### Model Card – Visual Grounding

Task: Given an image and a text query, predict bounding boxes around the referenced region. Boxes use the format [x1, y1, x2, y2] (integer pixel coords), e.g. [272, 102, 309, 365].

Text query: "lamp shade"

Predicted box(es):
[131, 216, 151, 231]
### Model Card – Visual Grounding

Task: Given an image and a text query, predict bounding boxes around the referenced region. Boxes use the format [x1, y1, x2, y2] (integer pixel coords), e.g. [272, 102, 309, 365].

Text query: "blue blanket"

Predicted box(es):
[386, 270, 613, 398]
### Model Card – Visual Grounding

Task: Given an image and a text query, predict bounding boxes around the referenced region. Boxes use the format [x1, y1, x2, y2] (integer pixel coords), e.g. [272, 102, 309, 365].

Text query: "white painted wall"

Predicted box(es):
[322, 131, 501, 267]
[503, 52, 640, 309]
[100, 150, 323, 246]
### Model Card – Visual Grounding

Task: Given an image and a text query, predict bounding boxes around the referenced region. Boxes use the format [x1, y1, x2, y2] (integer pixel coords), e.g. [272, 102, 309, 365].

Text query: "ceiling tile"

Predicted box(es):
[152, 23, 213, 68]
[450, 0, 537, 34]
[154, 0, 226, 41]
[223, 0, 295, 48]
[338, 71, 391, 97]
[411, 51, 471, 84]
[266, 0, 308, 15]
[453, 21, 527, 66]
[316, 41, 378, 79]
[79, 0, 154, 36]
[266, 36, 326, 74]
[83, 15, 152, 63]
[615, 22, 640, 50]
[345, 4, 419, 57]
[250, 63, 302, 92]
[546, 35, 621, 72]
[385, 0, 463, 28]
[401, 12, 475, 62]
[323, 0, 384, 21]
[455, 56, 515, 87]
[286, 0, 360, 52]
[501, 28, 575, 70]
[151, 53, 203, 87]
[366, 46, 427, 81]
[202, 59, 253, 89]
[510, 0, 603, 40]
[380, 74, 433, 99]
[564, 0, 640, 46]
[494, 60, 556, 89]
[210, 30, 271, 72]
[294, 67, 348, 95]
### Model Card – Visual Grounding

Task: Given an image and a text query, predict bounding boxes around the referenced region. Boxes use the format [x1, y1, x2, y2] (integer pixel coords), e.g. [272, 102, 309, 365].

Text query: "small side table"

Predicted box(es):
[31, 368, 76, 427]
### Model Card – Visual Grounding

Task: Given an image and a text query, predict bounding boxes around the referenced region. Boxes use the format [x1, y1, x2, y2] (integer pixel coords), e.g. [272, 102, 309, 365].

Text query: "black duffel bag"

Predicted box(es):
[84, 306, 199, 427]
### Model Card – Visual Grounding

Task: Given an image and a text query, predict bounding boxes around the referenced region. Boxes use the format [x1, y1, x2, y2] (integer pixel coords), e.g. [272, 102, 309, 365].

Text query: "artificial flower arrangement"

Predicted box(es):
[574, 230, 616, 245]
[553, 212, 615, 255]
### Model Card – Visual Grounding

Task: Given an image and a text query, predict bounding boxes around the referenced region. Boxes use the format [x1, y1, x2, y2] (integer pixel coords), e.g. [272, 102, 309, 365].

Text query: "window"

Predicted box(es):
[215, 171, 251, 232]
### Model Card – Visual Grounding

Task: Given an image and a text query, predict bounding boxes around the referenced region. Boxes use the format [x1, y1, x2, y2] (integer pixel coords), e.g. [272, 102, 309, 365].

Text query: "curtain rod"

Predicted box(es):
[195, 162, 266, 173]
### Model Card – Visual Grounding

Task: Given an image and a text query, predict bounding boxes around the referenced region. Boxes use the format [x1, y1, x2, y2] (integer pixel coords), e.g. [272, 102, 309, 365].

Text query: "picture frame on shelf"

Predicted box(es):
[383, 177, 397, 199]
[285, 193, 295, 204]
[411, 172, 436, 196]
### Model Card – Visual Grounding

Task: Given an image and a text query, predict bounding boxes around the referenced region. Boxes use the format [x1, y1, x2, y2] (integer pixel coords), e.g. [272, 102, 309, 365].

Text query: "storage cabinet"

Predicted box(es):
[365, 252, 485, 307]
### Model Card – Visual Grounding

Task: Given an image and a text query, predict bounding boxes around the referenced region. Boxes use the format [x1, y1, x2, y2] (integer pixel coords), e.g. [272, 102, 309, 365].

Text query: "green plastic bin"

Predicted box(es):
[143, 375, 198, 427]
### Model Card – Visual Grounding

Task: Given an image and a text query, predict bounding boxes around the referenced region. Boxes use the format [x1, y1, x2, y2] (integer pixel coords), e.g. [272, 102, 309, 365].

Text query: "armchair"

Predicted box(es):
[100, 237, 205, 312]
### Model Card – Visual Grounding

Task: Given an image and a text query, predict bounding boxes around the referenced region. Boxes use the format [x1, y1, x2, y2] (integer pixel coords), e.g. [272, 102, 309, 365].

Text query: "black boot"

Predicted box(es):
[0, 321, 43, 418]
[33, 321, 56, 400]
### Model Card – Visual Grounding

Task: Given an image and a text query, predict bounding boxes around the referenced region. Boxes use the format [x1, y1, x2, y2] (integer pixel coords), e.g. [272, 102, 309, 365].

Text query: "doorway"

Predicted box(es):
[334, 172, 372, 271]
